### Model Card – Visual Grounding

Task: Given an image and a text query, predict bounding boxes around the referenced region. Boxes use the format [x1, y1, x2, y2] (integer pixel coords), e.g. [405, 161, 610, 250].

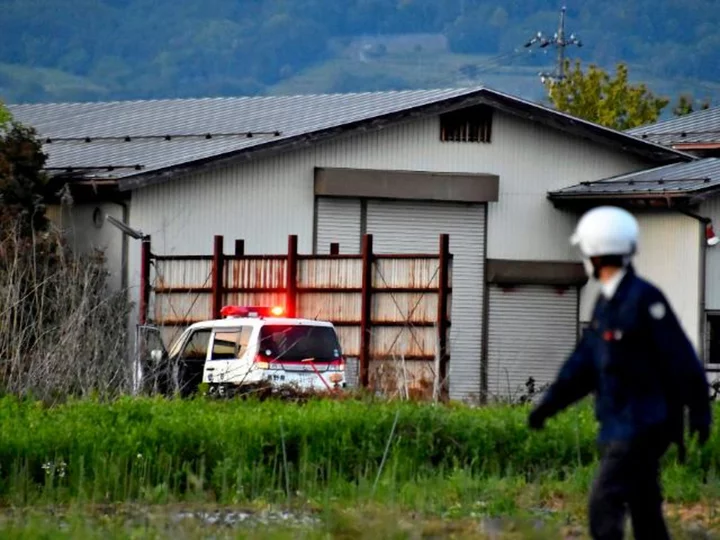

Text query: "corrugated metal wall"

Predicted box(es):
[128, 110, 648, 274]
[47, 202, 125, 291]
[579, 211, 701, 352]
[701, 198, 720, 311]
[487, 285, 578, 401]
[700, 197, 720, 367]
[315, 197, 361, 254]
[635, 212, 702, 352]
[364, 200, 485, 402]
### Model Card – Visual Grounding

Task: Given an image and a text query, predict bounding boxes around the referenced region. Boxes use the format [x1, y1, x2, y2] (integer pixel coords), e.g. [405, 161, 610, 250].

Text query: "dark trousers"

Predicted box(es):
[589, 434, 671, 540]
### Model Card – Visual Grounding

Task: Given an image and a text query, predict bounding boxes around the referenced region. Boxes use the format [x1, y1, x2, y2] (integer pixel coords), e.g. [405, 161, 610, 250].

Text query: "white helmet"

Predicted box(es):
[570, 206, 639, 258]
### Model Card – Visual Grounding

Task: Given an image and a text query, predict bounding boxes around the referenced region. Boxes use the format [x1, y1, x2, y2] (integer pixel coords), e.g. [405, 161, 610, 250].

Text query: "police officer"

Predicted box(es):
[528, 206, 712, 540]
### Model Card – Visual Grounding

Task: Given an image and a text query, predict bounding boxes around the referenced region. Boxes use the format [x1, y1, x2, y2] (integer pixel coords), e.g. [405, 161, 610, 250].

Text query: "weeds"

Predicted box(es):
[0, 216, 133, 402]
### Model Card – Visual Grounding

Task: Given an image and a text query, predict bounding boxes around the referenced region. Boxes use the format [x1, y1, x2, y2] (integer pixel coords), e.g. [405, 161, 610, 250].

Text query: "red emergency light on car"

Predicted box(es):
[220, 305, 285, 319]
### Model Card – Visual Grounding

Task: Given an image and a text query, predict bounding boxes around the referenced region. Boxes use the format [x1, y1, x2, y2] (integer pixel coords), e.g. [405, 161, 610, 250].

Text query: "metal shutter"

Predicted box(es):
[366, 200, 486, 401]
[486, 285, 578, 401]
[315, 197, 361, 254]
[315, 196, 363, 385]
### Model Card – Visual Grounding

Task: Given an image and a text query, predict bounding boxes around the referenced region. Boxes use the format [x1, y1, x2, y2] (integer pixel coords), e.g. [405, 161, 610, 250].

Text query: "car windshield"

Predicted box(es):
[258, 325, 341, 362]
[168, 328, 192, 359]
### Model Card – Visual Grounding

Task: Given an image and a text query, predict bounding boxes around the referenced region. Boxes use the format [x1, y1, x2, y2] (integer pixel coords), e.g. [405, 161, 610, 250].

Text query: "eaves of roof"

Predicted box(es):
[548, 157, 720, 209]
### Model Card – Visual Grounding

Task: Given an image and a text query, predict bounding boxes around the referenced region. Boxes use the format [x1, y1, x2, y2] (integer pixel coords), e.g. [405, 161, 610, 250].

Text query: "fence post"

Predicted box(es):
[234, 239, 245, 256]
[139, 235, 151, 325]
[329, 242, 340, 255]
[437, 234, 450, 398]
[359, 234, 373, 388]
[211, 235, 224, 319]
[286, 235, 298, 317]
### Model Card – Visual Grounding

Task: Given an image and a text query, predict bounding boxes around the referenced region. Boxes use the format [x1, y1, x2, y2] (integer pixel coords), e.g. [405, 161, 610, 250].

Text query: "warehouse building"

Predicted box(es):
[11, 87, 710, 401]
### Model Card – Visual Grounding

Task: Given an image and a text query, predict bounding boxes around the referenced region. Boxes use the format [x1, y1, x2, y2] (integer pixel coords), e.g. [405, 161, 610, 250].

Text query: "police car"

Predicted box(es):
[146, 305, 347, 396]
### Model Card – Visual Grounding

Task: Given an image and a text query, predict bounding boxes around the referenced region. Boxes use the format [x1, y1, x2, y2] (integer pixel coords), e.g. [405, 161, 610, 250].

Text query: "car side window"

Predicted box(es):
[210, 327, 253, 360]
[178, 329, 211, 361]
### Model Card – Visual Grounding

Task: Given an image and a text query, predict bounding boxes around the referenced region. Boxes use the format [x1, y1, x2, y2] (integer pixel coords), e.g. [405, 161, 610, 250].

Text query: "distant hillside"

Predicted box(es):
[1, 0, 719, 106]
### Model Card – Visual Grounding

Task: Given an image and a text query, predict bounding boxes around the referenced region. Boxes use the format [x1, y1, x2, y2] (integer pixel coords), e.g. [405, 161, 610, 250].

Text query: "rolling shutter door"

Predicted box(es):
[315, 197, 361, 254]
[366, 200, 485, 401]
[315, 197, 362, 386]
[486, 285, 578, 401]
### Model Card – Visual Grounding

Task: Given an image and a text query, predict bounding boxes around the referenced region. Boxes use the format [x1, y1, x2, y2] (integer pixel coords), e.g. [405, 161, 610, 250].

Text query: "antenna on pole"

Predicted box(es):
[523, 6, 582, 85]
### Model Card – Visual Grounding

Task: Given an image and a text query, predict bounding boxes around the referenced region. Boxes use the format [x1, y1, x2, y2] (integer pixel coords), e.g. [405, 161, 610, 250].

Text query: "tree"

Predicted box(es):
[673, 94, 711, 117]
[545, 60, 670, 130]
[0, 101, 10, 127]
[0, 102, 49, 237]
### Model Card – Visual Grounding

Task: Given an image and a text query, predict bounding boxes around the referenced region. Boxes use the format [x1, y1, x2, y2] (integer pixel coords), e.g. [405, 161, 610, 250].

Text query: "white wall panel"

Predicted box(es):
[48, 202, 126, 292]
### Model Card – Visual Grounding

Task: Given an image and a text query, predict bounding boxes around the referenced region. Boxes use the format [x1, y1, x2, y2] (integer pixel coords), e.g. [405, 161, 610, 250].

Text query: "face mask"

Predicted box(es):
[582, 255, 632, 280]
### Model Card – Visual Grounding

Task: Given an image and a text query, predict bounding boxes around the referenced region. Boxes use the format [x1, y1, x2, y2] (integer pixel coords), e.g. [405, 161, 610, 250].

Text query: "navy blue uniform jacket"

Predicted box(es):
[533, 266, 711, 447]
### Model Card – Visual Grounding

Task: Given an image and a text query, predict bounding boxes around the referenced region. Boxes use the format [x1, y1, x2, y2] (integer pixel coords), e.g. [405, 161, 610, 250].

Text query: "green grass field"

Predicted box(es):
[0, 395, 718, 538]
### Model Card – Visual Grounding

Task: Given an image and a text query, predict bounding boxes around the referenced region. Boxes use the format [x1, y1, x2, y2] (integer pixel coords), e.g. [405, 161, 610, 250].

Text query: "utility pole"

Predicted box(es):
[524, 6, 582, 85]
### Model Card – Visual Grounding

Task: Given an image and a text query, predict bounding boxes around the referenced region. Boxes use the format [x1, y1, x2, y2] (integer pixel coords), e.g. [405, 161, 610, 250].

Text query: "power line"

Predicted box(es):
[523, 6, 582, 84]
[455, 49, 525, 81]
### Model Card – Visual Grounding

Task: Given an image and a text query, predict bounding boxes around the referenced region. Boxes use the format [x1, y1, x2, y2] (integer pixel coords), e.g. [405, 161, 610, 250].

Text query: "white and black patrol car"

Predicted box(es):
[141, 306, 347, 396]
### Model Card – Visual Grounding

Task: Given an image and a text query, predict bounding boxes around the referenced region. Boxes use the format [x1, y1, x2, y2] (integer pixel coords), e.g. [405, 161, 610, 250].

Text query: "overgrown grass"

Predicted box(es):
[0, 395, 718, 511]
[0, 214, 132, 401]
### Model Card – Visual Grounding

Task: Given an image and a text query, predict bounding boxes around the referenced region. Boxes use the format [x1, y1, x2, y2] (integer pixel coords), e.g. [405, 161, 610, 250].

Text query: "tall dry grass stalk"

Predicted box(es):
[0, 217, 133, 401]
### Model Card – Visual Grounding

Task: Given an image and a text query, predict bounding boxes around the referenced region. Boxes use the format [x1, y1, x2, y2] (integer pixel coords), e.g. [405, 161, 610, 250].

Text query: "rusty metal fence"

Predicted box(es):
[139, 234, 452, 397]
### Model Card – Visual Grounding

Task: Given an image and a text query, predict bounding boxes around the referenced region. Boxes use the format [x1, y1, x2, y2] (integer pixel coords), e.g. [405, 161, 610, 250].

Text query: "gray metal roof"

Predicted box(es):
[549, 158, 720, 201]
[7, 86, 691, 190]
[627, 107, 720, 146]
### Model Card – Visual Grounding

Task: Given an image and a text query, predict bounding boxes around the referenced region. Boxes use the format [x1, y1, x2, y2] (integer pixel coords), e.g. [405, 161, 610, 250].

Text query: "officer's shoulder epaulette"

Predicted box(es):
[632, 275, 670, 321]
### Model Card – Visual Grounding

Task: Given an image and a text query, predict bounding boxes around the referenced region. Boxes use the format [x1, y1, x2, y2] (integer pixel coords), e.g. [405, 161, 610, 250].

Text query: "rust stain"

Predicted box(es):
[373, 259, 440, 290]
[297, 292, 361, 322]
[372, 292, 436, 324]
[368, 359, 436, 400]
[254, 260, 263, 289]
[231, 260, 241, 289]
[370, 326, 436, 358]
[299, 259, 363, 289]
[335, 327, 360, 357]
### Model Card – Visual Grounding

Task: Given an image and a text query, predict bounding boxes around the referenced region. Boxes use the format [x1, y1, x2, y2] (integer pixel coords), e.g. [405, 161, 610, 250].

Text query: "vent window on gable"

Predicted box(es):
[440, 105, 493, 143]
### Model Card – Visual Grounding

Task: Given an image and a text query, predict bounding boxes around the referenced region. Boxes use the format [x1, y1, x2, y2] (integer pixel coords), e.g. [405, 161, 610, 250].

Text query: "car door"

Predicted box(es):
[134, 324, 168, 395]
[173, 328, 211, 396]
[204, 326, 254, 385]
[224, 326, 255, 383]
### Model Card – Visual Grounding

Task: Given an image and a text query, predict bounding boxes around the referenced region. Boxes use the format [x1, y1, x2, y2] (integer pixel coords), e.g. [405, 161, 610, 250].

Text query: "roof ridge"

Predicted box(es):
[8, 86, 485, 108]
